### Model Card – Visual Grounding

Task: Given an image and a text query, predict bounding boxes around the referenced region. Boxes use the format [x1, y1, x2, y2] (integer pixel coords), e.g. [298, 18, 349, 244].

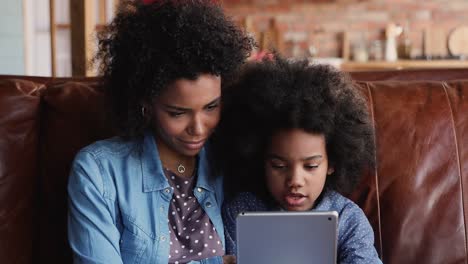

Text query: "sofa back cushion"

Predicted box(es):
[38, 80, 114, 263]
[0, 79, 43, 264]
[352, 80, 468, 263]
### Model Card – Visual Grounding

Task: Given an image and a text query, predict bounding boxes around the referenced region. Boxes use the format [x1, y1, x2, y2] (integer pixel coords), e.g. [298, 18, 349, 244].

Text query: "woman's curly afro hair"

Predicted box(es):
[95, 0, 253, 139]
[214, 57, 375, 198]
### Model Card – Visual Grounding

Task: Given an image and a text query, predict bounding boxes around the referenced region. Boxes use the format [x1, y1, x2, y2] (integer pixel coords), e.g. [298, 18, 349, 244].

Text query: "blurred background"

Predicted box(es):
[2, 0, 468, 77]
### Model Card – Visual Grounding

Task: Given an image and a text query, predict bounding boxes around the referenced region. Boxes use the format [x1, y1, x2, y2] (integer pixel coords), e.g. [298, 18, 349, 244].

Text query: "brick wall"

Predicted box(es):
[223, 0, 468, 58]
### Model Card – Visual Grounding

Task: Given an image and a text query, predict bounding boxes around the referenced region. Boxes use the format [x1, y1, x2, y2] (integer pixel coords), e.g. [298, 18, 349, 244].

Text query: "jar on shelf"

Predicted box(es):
[352, 42, 368, 62]
[369, 40, 383, 61]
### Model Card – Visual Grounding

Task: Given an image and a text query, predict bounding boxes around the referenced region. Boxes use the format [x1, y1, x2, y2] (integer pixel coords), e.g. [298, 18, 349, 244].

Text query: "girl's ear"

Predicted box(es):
[327, 167, 334, 175]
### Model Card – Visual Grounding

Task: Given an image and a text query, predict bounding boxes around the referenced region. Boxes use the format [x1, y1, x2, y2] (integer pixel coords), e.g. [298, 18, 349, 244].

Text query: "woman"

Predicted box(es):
[67, 1, 252, 263]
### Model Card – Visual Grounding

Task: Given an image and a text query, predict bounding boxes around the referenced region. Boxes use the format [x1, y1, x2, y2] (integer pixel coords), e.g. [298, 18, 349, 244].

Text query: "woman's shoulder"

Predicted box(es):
[77, 136, 140, 159]
[69, 136, 147, 202]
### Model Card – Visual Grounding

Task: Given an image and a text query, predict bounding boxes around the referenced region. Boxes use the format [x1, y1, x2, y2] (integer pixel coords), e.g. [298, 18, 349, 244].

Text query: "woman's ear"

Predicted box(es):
[140, 101, 152, 125]
[327, 167, 334, 175]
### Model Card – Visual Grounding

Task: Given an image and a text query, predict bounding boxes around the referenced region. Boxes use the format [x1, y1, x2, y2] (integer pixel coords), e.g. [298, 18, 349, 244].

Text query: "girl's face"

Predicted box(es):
[151, 74, 221, 157]
[265, 129, 334, 211]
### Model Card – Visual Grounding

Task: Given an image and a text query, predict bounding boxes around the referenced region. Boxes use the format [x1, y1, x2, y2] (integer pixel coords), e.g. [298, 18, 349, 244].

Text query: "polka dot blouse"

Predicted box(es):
[165, 169, 224, 264]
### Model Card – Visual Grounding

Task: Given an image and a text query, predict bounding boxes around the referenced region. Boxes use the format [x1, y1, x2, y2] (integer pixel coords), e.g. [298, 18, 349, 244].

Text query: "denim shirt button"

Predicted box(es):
[160, 236, 166, 242]
[164, 188, 171, 193]
[197, 188, 203, 193]
[205, 201, 212, 208]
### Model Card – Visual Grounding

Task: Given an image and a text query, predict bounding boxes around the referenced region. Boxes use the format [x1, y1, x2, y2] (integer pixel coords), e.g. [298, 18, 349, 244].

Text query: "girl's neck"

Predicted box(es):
[154, 136, 196, 178]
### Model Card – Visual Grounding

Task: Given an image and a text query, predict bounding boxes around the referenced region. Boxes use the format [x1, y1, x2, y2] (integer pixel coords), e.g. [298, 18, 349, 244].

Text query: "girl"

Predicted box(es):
[67, 1, 252, 263]
[216, 57, 382, 263]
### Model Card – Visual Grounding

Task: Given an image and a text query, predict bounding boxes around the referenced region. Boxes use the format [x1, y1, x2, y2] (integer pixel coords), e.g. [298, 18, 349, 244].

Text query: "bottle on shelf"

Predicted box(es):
[385, 23, 402, 61]
[398, 20, 413, 59]
[260, 17, 282, 53]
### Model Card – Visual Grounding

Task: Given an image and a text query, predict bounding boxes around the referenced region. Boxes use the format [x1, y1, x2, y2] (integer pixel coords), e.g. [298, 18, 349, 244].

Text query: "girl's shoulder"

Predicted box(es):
[317, 190, 367, 220]
[320, 190, 374, 238]
[223, 192, 269, 214]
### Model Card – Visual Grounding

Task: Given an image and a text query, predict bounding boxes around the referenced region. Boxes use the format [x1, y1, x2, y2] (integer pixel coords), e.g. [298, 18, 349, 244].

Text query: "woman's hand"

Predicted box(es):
[223, 255, 236, 264]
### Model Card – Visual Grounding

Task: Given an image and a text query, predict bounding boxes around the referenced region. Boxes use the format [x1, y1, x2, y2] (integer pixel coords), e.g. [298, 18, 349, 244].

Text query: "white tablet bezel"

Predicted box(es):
[236, 211, 338, 264]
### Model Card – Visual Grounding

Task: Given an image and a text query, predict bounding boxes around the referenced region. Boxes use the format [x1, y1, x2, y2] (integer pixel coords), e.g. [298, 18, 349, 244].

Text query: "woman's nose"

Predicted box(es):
[187, 114, 205, 136]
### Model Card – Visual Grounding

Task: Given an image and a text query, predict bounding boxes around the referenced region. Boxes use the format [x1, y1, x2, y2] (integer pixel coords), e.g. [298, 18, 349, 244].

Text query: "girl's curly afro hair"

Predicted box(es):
[214, 57, 375, 199]
[95, 0, 253, 139]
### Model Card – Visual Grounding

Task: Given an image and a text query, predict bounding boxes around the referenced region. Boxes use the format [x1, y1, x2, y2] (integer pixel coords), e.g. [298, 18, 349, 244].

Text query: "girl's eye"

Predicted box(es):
[304, 164, 319, 170]
[168, 111, 185, 117]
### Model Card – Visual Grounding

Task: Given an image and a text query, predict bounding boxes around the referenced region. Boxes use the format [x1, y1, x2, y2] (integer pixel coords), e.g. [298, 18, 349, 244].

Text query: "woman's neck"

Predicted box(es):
[154, 136, 196, 178]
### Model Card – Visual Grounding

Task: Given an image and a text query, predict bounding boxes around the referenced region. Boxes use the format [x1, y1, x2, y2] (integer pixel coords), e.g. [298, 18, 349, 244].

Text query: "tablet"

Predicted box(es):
[236, 211, 338, 264]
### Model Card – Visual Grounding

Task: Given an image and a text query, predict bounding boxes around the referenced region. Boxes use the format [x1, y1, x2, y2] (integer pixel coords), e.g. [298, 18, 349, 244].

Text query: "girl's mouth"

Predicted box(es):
[284, 192, 307, 207]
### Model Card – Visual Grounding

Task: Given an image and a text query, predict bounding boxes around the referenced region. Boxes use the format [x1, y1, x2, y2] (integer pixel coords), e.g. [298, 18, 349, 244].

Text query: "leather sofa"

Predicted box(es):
[0, 68, 467, 263]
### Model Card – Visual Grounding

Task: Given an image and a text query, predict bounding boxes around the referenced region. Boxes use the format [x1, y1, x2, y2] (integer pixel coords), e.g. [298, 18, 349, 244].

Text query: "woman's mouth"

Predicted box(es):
[284, 192, 307, 207]
[179, 139, 205, 150]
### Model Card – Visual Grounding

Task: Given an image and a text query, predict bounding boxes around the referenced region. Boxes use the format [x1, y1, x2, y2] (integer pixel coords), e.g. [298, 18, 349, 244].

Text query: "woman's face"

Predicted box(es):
[265, 129, 334, 211]
[151, 74, 221, 157]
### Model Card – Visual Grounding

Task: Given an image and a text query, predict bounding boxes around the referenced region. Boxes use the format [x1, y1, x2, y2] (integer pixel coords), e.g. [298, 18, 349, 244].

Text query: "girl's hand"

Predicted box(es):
[223, 255, 237, 264]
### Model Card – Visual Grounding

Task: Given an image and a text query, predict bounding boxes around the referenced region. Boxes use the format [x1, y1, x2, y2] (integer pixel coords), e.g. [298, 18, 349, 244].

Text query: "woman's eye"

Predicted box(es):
[205, 104, 219, 111]
[270, 163, 286, 169]
[168, 111, 185, 117]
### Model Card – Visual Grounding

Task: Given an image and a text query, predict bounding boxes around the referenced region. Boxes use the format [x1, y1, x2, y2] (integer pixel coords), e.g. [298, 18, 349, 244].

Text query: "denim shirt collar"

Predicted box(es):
[141, 130, 215, 193]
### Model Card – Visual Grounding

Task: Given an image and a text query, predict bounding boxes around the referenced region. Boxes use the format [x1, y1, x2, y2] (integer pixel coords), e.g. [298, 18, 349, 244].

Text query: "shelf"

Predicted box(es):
[341, 60, 468, 71]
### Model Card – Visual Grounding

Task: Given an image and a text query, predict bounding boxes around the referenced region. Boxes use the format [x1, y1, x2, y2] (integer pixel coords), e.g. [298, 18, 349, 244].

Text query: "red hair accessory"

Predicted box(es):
[250, 51, 274, 61]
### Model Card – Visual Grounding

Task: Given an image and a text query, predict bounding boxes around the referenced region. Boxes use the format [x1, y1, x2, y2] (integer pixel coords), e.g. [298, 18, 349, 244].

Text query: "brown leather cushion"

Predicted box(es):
[38, 81, 114, 263]
[352, 80, 468, 263]
[0, 79, 43, 264]
[446, 80, 468, 258]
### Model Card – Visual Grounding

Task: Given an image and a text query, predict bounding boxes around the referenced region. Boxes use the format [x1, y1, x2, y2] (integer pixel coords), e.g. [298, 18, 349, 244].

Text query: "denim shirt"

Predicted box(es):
[68, 131, 224, 264]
